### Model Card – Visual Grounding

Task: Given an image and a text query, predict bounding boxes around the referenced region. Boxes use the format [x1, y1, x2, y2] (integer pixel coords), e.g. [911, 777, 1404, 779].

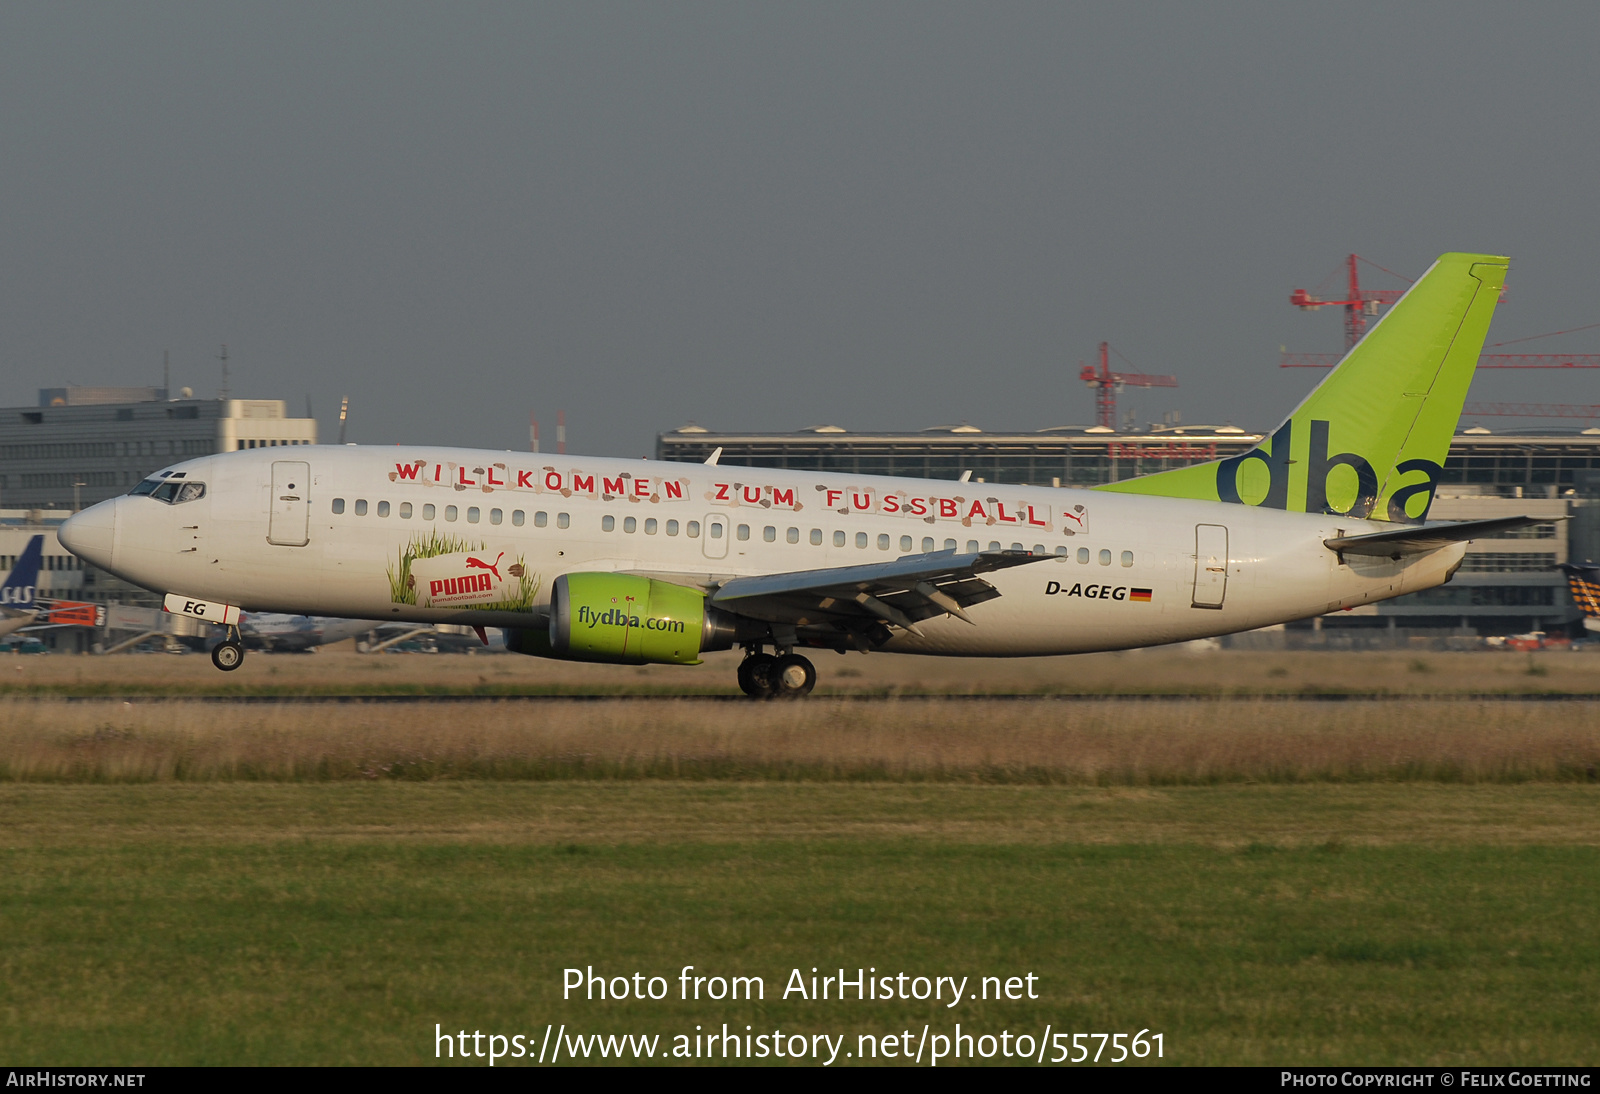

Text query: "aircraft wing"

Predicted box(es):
[1324, 516, 1555, 558]
[707, 549, 1051, 636]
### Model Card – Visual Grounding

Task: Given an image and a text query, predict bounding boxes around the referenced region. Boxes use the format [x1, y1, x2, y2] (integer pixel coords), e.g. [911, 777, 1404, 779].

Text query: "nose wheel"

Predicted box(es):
[211, 628, 245, 672]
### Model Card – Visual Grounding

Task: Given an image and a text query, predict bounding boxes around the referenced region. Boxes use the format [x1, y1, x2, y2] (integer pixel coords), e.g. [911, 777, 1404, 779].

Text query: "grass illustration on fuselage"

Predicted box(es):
[386, 530, 539, 612]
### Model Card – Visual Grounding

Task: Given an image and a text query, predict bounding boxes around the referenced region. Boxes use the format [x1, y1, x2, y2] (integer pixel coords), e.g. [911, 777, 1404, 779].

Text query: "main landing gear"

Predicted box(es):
[737, 648, 816, 699]
[211, 626, 245, 672]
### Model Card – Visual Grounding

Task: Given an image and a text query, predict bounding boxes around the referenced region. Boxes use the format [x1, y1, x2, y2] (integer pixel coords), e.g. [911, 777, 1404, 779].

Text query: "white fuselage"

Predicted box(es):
[67, 445, 1462, 656]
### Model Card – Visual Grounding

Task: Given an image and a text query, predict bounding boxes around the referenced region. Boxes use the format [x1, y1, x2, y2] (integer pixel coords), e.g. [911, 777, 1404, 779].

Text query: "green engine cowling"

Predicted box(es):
[529, 572, 744, 665]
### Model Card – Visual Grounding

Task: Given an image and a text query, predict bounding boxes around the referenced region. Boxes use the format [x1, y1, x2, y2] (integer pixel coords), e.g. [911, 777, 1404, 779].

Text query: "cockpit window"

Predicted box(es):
[132, 479, 205, 503]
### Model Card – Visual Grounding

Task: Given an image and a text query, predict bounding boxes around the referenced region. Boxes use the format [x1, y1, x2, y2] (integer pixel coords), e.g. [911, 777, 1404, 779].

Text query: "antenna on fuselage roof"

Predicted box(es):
[704, 447, 722, 466]
[338, 396, 349, 444]
[958, 469, 972, 482]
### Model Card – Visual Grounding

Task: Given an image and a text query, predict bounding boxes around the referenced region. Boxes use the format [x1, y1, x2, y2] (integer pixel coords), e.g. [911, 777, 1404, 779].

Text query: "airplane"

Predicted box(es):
[1558, 563, 1600, 635]
[0, 536, 44, 639]
[227, 613, 379, 653]
[58, 252, 1539, 695]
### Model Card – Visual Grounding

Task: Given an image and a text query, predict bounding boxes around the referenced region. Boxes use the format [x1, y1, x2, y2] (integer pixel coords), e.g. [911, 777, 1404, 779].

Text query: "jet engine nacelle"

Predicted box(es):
[506, 573, 751, 665]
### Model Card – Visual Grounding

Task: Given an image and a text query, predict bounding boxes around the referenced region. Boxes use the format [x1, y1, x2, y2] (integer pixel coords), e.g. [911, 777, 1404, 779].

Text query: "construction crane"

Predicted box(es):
[1079, 342, 1178, 430]
[1462, 402, 1600, 421]
[1289, 254, 1409, 351]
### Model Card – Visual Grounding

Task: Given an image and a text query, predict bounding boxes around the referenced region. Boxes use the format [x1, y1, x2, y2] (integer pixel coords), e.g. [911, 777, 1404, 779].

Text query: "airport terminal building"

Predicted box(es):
[1, 386, 317, 511]
[658, 423, 1600, 642]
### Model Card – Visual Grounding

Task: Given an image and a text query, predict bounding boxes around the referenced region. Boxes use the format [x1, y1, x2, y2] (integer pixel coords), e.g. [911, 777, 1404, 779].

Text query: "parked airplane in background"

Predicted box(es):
[1559, 563, 1600, 634]
[60, 253, 1539, 695]
[230, 613, 377, 653]
[0, 537, 44, 639]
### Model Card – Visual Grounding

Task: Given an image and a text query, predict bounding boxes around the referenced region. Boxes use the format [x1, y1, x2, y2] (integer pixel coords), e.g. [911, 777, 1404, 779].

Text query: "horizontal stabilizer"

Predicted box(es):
[1324, 516, 1555, 558]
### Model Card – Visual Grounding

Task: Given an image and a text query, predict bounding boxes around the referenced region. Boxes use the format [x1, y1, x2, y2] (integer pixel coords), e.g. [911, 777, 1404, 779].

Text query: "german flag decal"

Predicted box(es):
[1129, 588, 1153, 602]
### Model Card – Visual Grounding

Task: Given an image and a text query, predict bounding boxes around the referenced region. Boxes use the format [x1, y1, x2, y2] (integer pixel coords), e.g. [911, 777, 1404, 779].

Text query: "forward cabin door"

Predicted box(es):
[1192, 523, 1228, 609]
[268, 461, 311, 547]
[702, 513, 730, 559]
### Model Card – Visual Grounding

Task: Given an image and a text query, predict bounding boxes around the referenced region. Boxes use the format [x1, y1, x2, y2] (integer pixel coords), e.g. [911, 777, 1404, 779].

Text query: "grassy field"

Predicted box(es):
[1, 782, 1598, 1065]
[5, 645, 1600, 697]
[1, 688, 1599, 1065]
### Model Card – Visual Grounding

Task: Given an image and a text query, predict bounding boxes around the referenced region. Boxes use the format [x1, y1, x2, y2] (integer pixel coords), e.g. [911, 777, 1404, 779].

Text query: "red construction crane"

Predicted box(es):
[1289, 254, 1409, 351]
[1079, 342, 1178, 430]
[1462, 402, 1600, 421]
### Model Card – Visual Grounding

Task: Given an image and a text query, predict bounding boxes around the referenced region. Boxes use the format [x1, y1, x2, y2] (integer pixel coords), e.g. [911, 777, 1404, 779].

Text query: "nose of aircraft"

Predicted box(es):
[59, 498, 118, 571]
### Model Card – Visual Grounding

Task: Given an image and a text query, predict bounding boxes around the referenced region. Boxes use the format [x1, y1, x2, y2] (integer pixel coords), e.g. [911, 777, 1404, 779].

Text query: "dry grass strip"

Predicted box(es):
[3, 697, 1599, 784]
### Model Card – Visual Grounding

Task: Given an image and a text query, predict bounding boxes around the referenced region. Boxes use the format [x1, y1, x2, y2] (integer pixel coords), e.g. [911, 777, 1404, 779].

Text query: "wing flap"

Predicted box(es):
[709, 549, 1047, 628]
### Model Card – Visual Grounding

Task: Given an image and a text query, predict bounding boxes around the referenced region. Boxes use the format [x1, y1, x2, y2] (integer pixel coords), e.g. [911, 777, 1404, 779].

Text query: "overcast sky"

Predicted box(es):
[3, 3, 1597, 454]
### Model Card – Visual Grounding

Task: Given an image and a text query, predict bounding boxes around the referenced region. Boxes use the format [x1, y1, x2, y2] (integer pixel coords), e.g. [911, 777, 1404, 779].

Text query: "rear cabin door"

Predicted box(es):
[268, 461, 311, 546]
[1192, 523, 1228, 609]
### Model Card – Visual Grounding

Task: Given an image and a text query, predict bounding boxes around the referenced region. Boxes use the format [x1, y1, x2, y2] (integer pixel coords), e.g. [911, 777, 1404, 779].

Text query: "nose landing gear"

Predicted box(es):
[736, 648, 816, 698]
[211, 626, 245, 672]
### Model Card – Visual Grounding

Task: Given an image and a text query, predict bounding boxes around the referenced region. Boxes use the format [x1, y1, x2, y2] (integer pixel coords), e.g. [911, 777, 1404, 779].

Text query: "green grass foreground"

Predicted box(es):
[1, 783, 1597, 1065]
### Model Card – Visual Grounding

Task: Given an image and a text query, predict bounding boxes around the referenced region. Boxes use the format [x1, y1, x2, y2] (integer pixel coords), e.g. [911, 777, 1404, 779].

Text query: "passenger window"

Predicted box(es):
[645, 518, 657, 534]
[988, 541, 1001, 551]
[944, 539, 956, 551]
[688, 521, 702, 538]
[1032, 544, 1044, 554]
[834, 531, 846, 547]
[1055, 545, 1068, 557]
[400, 502, 413, 519]
[558, 513, 570, 529]
[512, 510, 524, 527]
[331, 498, 345, 514]
[377, 501, 390, 517]
[737, 524, 750, 541]
[786, 527, 798, 544]
[467, 507, 480, 523]
[810, 529, 822, 545]
[534, 511, 547, 527]
[354, 499, 368, 516]
[710, 522, 723, 539]
[1121, 551, 1134, 567]
[603, 515, 615, 532]
[900, 536, 913, 552]
[1099, 549, 1112, 565]
[490, 508, 503, 525]
[922, 538, 934, 552]
[445, 505, 457, 521]
[966, 540, 978, 553]
[879, 535, 890, 551]
[856, 532, 868, 549]
[666, 520, 679, 536]
[624, 516, 637, 533]
[423, 504, 436, 520]
[1078, 548, 1090, 563]
[763, 526, 776, 542]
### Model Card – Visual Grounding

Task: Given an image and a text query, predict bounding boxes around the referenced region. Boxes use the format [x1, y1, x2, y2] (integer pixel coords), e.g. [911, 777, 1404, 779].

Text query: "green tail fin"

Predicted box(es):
[1097, 252, 1509, 523]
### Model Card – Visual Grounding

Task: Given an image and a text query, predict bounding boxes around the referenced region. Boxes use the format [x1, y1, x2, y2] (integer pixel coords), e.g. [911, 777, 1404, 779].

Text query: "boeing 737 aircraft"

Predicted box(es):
[59, 253, 1536, 695]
